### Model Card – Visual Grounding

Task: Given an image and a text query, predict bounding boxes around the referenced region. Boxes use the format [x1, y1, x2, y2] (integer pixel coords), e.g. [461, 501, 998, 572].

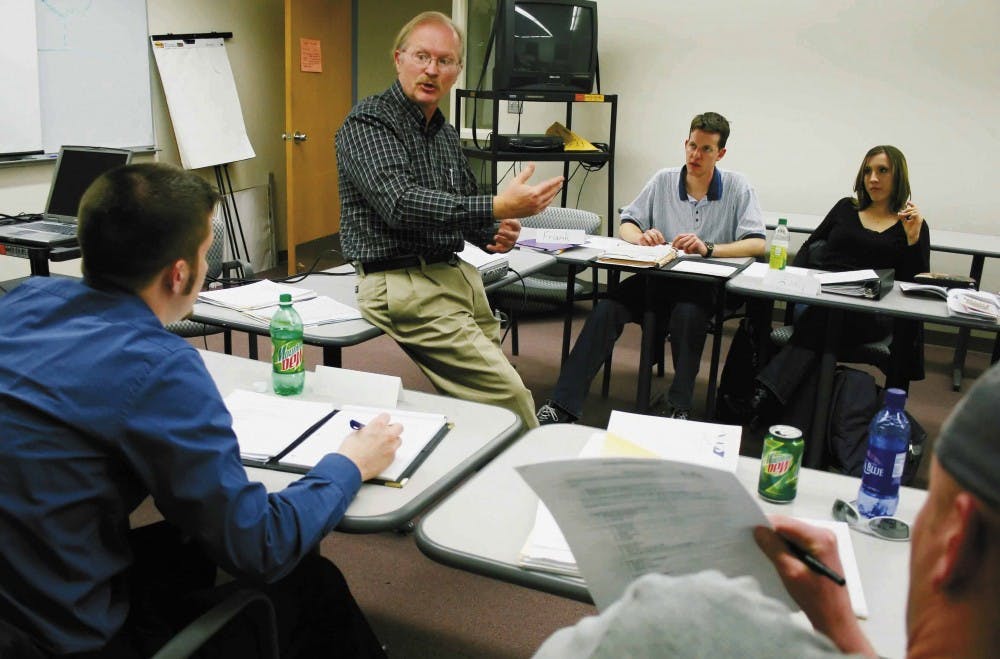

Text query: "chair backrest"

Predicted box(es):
[520, 207, 602, 234]
[205, 216, 227, 280]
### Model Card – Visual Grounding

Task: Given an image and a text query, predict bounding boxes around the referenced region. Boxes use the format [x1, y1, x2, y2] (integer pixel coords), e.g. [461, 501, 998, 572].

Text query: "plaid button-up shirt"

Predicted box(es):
[336, 81, 496, 262]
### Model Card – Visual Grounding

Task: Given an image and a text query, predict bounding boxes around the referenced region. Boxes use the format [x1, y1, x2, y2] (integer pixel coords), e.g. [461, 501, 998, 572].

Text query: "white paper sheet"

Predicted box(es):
[223, 390, 333, 461]
[313, 365, 401, 408]
[796, 518, 869, 618]
[669, 260, 740, 278]
[246, 295, 362, 326]
[607, 410, 742, 473]
[517, 458, 797, 612]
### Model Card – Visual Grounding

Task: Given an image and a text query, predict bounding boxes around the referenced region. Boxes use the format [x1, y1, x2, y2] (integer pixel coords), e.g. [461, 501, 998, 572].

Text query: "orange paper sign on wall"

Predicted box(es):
[300, 38, 322, 73]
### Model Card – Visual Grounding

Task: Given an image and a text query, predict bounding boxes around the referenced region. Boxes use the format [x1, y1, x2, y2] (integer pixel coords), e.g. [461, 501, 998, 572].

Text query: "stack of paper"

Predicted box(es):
[245, 296, 362, 326]
[198, 280, 316, 311]
[947, 289, 1000, 322]
[596, 243, 678, 268]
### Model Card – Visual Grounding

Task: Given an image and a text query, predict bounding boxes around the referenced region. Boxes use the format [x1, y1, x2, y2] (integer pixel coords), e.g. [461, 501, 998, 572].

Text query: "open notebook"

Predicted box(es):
[223, 390, 449, 487]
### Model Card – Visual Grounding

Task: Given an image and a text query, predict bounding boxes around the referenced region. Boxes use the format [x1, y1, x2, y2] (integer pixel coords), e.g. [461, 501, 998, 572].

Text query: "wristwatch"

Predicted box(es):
[704, 241, 715, 258]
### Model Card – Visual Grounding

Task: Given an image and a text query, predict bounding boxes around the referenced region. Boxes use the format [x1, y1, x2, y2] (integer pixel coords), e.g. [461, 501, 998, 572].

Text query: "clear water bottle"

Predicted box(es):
[270, 293, 304, 396]
[769, 217, 789, 270]
[857, 388, 910, 517]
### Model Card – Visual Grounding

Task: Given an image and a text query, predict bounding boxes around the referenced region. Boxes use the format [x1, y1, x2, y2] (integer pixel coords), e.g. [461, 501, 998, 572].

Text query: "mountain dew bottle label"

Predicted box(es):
[758, 425, 804, 503]
[272, 339, 303, 374]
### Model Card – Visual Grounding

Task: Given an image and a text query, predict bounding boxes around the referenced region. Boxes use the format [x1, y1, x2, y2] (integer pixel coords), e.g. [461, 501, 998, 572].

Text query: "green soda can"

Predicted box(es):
[758, 425, 804, 503]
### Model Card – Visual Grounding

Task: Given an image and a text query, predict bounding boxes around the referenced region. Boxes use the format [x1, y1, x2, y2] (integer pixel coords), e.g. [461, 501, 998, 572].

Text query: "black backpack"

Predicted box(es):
[824, 366, 926, 485]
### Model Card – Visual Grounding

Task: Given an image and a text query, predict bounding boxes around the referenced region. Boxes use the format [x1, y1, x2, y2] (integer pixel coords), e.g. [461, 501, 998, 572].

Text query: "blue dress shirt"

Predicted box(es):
[0, 277, 361, 654]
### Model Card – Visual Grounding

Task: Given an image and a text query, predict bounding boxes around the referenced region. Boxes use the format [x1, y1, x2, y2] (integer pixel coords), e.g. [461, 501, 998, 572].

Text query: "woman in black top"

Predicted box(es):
[751, 145, 930, 416]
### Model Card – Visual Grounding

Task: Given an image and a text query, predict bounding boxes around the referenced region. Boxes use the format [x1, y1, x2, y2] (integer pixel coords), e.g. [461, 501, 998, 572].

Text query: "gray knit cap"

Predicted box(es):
[934, 361, 1000, 510]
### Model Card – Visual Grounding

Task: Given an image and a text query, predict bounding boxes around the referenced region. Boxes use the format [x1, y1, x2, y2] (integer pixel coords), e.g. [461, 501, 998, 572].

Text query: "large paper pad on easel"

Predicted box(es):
[151, 37, 255, 169]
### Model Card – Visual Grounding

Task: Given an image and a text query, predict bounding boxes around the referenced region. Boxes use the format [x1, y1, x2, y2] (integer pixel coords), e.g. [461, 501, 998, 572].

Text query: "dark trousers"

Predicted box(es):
[551, 275, 716, 415]
[756, 306, 891, 405]
[55, 521, 385, 658]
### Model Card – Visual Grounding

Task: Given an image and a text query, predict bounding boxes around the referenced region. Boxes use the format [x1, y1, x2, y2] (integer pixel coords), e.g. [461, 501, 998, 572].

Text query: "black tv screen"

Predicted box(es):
[494, 0, 598, 94]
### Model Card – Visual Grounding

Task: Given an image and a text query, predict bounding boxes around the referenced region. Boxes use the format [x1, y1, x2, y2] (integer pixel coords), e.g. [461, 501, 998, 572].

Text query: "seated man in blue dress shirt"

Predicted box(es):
[537, 112, 767, 422]
[0, 163, 401, 658]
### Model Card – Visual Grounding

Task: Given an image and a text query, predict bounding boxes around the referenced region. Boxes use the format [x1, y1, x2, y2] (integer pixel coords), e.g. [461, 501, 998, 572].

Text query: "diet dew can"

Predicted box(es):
[757, 425, 804, 503]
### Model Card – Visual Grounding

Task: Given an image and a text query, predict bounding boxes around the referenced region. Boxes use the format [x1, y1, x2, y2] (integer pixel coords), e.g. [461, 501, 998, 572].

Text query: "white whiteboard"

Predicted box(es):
[0, 0, 43, 155]
[0, 0, 155, 157]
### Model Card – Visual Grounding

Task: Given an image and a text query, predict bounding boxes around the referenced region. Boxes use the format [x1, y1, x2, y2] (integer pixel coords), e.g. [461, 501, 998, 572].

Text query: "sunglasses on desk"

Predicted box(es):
[832, 498, 910, 542]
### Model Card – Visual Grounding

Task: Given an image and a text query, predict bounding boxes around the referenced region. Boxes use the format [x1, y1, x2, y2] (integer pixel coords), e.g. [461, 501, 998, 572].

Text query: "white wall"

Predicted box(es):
[465, 0, 1000, 288]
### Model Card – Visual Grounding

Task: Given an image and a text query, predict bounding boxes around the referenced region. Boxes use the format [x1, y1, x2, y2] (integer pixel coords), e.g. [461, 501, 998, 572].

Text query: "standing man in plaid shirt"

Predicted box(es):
[336, 11, 562, 428]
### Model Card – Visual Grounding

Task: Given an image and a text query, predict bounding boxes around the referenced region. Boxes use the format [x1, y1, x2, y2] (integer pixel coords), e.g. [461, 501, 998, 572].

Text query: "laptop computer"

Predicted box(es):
[0, 146, 133, 248]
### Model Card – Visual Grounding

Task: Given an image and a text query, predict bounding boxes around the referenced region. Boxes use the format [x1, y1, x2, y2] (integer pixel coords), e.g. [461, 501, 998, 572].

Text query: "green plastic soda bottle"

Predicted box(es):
[270, 293, 304, 395]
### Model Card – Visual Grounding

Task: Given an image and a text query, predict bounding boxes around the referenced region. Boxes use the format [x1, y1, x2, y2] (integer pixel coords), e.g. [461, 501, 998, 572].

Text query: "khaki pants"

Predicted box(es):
[357, 259, 538, 429]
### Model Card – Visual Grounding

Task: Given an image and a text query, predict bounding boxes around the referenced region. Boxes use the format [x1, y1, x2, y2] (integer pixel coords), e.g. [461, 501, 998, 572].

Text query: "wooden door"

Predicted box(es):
[284, 0, 352, 275]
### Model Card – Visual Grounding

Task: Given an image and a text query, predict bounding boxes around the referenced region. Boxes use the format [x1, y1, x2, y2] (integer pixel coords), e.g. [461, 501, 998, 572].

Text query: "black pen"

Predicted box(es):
[785, 539, 846, 586]
[349, 419, 365, 430]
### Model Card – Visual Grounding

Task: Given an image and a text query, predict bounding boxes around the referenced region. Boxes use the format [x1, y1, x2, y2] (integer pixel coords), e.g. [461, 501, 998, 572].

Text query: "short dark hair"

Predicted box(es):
[78, 163, 218, 292]
[690, 112, 731, 149]
[853, 145, 911, 213]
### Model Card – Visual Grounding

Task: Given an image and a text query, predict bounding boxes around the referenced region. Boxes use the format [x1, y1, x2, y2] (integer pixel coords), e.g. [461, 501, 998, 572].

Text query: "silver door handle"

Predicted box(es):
[281, 131, 308, 143]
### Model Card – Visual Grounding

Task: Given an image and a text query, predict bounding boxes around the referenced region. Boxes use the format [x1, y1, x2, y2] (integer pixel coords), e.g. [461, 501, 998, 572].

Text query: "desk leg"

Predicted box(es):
[806, 309, 842, 468]
[635, 277, 655, 413]
[248, 334, 258, 361]
[561, 265, 579, 366]
[705, 287, 726, 419]
[28, 250, 51, 276]
[323, 345, 342, 367]
[952, 255, 986, 391]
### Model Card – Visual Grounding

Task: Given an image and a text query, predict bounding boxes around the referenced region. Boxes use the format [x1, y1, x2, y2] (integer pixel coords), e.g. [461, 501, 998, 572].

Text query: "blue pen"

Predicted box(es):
[349, 419, 365, 430]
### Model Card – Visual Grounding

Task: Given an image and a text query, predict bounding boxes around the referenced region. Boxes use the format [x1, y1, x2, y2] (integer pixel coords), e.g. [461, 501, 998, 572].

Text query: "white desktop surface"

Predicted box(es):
[200, 349, 522, 532]
[190, 251, 555, 343]
[416, 424, 925, 659]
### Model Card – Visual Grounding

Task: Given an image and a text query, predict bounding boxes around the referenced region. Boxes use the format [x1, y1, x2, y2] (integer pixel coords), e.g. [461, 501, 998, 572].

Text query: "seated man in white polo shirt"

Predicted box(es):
[537, 111, 766, 422]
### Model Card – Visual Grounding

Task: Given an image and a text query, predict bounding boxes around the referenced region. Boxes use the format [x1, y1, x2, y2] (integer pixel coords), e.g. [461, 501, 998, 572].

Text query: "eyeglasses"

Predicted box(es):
[404, 50, 461, 73]
[832, 499, 910, 542]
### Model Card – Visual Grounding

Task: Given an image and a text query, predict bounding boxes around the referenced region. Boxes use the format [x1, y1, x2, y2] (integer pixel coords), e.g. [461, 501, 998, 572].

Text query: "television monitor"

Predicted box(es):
[492, 0, 598, 94]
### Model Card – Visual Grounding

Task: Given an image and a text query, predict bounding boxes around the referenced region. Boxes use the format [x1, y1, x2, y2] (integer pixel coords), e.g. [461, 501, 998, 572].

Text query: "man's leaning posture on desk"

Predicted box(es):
[0, 164, 402, 658]
[537, 112, 766, 423]
[336, 11, 563, 430]
[536, 361, 1000, 658]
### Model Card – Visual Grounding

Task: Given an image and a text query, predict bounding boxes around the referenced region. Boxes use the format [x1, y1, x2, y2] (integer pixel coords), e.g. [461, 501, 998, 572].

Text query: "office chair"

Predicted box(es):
[492, 207, 602, 354]
[0, 589, 278, 659]
[152, 589, 279, 659]
[167, 215, 254, 353]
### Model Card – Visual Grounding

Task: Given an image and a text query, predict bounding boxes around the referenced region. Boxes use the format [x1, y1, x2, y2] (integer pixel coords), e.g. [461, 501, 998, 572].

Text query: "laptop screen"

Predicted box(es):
[45, 147, 133, 218]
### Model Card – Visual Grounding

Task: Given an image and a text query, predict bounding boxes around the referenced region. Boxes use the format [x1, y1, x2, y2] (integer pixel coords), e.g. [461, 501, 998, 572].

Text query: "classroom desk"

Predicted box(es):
[200, 349, 522, 533]
[0, 239, 79, 277]
[189, 249, 556, 367]
[554, 248, 752, 417]
[726, 267, 1000, 465]
[415, 423, 924, 659]
[764, 211, 1000, 390]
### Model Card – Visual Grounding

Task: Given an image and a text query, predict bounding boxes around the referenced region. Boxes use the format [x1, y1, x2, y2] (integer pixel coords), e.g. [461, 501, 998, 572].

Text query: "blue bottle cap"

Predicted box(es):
[885, 388, 907, 409]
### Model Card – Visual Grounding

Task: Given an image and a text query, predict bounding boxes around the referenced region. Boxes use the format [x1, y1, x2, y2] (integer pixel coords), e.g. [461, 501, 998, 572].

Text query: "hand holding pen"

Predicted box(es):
[338, 413, 402, 481]
[754, 515, 877, 657]
[898, 200, 924, 246]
